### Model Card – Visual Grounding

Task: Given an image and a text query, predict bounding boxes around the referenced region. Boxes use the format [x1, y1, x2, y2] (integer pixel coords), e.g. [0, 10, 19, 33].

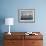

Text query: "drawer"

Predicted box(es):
[4, 40, 16, 46]
[24, 40, 43, 46]
[25, 35, 43, 40]
[4, 35, 24, 40]
[32, 40, 43, 46]
[4, 40, 24, 46]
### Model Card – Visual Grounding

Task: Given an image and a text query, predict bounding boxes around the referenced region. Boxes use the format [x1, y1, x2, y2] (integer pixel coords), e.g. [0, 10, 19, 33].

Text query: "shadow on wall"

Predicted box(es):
[0, 33, 4, 46]
[0, 16, 5, 32]
[0, 16, 5, 46]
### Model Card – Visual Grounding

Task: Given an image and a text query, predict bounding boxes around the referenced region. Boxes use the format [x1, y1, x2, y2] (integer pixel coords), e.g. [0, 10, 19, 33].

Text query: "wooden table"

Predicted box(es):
[4, 32, 43, 46]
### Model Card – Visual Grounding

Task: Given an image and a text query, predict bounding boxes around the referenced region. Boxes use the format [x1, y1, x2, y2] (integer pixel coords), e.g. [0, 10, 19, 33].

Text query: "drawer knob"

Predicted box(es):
[32, 42, 35, 44]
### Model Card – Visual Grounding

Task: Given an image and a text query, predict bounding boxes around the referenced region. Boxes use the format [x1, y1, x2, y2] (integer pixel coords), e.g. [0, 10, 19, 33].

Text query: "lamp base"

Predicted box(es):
[8, 32, 11, 35]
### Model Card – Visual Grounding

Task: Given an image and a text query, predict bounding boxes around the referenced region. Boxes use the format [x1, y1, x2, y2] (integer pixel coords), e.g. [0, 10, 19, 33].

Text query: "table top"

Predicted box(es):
[4, 32, 43, 40]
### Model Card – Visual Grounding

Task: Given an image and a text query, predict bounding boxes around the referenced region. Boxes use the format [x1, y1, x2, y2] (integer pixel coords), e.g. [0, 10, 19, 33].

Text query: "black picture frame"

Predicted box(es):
[18, 9, 35, 23]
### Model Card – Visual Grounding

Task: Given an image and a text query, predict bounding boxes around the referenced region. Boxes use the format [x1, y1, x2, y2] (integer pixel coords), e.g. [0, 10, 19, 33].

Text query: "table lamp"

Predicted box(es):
[5, 18, 14, 35]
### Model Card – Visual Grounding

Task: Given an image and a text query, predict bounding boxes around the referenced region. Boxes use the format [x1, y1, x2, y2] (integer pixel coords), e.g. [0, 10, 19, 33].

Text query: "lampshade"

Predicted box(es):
[5, 18, 14, 25]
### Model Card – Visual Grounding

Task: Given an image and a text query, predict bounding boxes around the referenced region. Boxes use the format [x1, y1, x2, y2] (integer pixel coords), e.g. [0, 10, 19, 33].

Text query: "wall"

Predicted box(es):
[0, 0, 46, 33]
[0, 0, 46, 46]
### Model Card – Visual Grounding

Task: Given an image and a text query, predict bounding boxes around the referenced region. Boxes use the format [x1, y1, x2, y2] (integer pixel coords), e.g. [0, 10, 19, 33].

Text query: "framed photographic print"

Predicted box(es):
[18, 9, 35, 23]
